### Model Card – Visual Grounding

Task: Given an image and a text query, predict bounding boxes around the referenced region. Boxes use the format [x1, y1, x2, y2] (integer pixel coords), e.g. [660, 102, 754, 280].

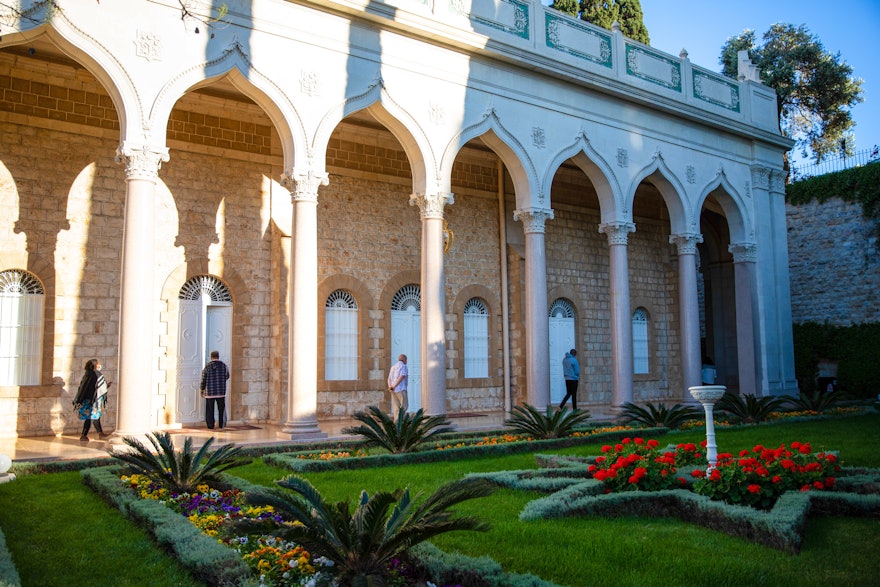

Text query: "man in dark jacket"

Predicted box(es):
[200, 350, 230, 429]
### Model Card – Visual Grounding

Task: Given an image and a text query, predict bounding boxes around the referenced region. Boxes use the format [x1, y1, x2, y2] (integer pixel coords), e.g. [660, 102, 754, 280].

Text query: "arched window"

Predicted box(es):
[463, 298, 489, 378]
[179, 275, 232, 302]
[0, 269, 45, 385]
[391, 284, 421, 312]
[325, 289, 358, 380]
[632, 307, 649, 374]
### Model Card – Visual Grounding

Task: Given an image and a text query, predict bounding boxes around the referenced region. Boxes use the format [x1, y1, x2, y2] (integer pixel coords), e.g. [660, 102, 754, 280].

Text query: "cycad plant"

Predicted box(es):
[785, 389, 842, 412]
[618, 402, 702, 429]
[241, 475, 497, 587]
[504, 403, 591, 439]
[341, 405, 454, 454]
[716, 392, 786, 424]
[108, 431, 249, 493]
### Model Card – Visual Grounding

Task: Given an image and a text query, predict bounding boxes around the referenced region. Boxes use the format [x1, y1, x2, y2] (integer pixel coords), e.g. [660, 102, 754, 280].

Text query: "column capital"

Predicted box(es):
[513, 207, 554, 234]
[281, 169, 329, 202]
[669, 232, 703, 255]
[769, 169, 787, 195]
[728, 242, 757, 263]
[410, 192, 454, 219]
[598, 221, 635, 245]
[750, 165, 771, 191]
[115, 144, 169, 181]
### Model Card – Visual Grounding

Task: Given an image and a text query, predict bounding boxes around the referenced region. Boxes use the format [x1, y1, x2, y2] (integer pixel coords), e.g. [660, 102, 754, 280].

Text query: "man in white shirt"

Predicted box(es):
[387, 354, 409, 421]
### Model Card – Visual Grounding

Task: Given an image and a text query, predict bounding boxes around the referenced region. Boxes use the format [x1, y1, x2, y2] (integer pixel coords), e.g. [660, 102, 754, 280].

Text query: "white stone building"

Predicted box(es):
[0, 0, 797, 440]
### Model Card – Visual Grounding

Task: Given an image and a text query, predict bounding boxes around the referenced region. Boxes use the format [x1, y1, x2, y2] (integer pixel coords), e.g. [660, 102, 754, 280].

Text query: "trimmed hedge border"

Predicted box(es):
[80, 467, 564, 587]
[471, 456, 880, 553]
[262, 428, 667, 473]
[0, 527, 21, 587]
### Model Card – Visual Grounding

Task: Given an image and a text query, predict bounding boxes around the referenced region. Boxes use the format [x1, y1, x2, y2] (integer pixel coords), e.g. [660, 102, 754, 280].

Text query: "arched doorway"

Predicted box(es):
[391, 284, 421, 412]
[175, 275, 233, 424]
[548, 298, 576, 406]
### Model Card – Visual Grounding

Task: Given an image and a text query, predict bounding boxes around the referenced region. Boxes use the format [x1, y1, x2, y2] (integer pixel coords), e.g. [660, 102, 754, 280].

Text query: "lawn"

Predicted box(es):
[1, 413, 878, 586]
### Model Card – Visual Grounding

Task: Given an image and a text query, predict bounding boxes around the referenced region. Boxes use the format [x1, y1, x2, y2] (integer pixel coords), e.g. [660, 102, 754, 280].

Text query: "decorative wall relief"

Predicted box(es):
[532, 127, 546, 149]
[693, 69, 740, 112]
[616, 148, 628, 168]
[625, 44, 682, 92]
[449, 0, 530, 40]
[545, 13, 613, 68]
[135, 30, 163, 62]
[300, 70, 320, 97]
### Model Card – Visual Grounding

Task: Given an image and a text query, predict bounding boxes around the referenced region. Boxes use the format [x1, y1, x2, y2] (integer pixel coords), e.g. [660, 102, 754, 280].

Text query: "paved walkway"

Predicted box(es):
[0, 412, 509, 463]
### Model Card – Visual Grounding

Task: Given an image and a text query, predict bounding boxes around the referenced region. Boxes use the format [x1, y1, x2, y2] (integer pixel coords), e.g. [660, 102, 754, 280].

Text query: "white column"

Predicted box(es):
[729, 242, 758, 396]
[279, 171, 328, 439]
[114, 145, 168, 435]
[513, 207, 554, 410]
[410, 192, 454, 416]
[670, 233, 704, 395]
[599, 222, 635, 408]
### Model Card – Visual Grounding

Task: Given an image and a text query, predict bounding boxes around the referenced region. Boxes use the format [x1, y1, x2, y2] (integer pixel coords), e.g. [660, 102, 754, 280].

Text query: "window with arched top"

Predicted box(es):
[179, 275, 232, 302]
[391, 284, 421, 312]
[325, 290, 358, 380]
[464, 298, 489, 378]
[0, 269, 45, 385]
[548, 298, 575, 319]
[632, 307, 649, 374]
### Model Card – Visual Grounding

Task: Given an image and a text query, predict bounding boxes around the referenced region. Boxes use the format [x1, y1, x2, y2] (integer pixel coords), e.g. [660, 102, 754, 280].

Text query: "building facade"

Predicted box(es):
[0, 0, 797, 440]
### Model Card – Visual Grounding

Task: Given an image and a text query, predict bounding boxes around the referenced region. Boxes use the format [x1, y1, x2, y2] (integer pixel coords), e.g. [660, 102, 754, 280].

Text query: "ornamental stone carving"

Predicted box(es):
[300, 70, 320, 96]
[686, 165, 696, 184]
[532, 127, 546, 149]
[598, 221, 635, 245]
[410, 192, 454, 219]
[115, 145, 169, 181]
[134, 30, 163, 61]
[616, 148, 628, 168]
[282, 170, 329, 202]
[670, 233, 703, 255]
[750, 166, 770, 191]
[729, 242, 757, 263]
[513, 208, 554, 233]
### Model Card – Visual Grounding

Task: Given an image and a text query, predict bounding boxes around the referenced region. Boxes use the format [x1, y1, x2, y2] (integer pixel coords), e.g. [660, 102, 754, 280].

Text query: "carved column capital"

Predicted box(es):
[769, 169, 787, 195]
[410, 192, 454, 219]
[282, 169, 329, 203]
[598, 221, 635, 245]
[750, 166, 771, 191]
[728, 242, 757, 263]
[513, 207, 554, 234]
[115, 144, 169, 181]
[669, 233, 703, 255]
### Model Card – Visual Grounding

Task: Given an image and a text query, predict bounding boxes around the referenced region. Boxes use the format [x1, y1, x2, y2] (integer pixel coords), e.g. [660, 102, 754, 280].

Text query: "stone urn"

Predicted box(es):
[689, 385, 727, 470]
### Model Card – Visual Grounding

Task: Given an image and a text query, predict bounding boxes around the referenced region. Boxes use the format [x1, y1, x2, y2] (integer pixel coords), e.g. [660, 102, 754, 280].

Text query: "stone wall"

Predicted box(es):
[786, 198, 880, 325]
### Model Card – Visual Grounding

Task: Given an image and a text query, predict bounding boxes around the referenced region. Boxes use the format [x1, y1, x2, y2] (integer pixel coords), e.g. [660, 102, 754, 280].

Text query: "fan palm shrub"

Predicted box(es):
[108, 431, 249, 493]
[341, 405, 454, 454]
[618, 401, 702, 429]
[784, 389, 843, 412]
[239, 475, 497, 586]
[716, 392, 786, 424]
[504, 403, 591, 439]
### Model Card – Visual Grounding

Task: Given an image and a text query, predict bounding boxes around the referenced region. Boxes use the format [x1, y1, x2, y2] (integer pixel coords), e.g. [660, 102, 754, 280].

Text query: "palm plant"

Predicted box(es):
[108, 431, 249, 493]
[341, 405, 454, 454]
[716, 392, 786, 424]
[241, 475, 497, 586]
[618, 401, 702, 429]
[504, 403, 591, 439]
[784, 389, 842, 412]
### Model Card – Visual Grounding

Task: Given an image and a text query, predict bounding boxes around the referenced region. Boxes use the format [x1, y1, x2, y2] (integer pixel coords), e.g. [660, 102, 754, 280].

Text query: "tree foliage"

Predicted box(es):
[720, 24, 863, 163]
[551, 0, 650, 45]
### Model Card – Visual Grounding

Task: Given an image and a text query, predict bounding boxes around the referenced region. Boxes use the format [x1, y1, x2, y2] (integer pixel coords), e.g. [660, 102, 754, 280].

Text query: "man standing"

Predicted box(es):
[200, 350, 230, 430]
[560, 349, 580, 411]
[387, 354, 409, 420]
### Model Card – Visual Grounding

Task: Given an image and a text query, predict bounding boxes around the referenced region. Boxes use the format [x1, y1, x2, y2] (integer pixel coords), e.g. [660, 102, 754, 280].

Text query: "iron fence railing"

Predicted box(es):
[790, 146, 880, 181]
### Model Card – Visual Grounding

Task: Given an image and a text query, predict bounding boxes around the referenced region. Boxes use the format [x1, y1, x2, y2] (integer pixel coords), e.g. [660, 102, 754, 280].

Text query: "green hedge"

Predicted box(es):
[0, 526, 21, 587]
[793, 321, 880, 397]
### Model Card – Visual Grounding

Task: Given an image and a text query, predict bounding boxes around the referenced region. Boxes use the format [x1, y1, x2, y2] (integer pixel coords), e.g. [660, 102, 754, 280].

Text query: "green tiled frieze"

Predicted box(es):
[625, 44, 681, 92]
[545, 13, 613, 68]
[449, 0, 530, 40]
[692, 70, 741, 112]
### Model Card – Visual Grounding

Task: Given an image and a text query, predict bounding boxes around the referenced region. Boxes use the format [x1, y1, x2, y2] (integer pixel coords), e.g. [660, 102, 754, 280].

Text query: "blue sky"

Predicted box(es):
[641, 0, 880, 161]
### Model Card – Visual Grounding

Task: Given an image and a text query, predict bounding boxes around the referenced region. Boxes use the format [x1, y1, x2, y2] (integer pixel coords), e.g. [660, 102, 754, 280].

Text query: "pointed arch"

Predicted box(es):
[311, 77, 434, 195]
[543, 130, 622, 222]
[148, 40, 305, 171]
[697, 167, 751, 243]
[441, 107, 540, 209]
[628, 151, 690, 233]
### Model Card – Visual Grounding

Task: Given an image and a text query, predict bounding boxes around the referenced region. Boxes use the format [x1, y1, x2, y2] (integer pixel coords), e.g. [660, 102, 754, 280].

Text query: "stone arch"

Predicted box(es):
[312, 77, 434, 195]
[543, 131, 622, 222]
[317, 274, 374, 386]
[148, 40, 305, 171]
[697, 168, 751, 243]
[441, 108, 539, 210]
[628, 152, 690, 233]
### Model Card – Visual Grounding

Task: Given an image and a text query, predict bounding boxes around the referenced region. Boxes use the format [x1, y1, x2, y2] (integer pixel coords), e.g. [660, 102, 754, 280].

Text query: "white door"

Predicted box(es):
[176, 300, 203, 423]
[207, 305, 233, 425]
[549, 302, 576, 406]
[391, 307, 421, 412]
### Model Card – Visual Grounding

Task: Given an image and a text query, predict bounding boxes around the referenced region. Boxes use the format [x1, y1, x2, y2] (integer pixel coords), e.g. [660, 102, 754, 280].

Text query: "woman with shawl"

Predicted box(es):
[72, 358, 111, 441]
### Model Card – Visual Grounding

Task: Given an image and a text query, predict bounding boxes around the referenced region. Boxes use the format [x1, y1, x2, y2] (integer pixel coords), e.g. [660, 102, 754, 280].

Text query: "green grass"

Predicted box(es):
[1, 413, 878, 586]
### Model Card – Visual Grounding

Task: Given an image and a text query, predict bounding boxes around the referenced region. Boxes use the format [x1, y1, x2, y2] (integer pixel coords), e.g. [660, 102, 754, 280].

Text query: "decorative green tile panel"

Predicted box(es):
[625, 44, 681, 92]
[545, 13, 612, 68]
[692, 69, 741, 112]
[449, 0, 530, 40]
